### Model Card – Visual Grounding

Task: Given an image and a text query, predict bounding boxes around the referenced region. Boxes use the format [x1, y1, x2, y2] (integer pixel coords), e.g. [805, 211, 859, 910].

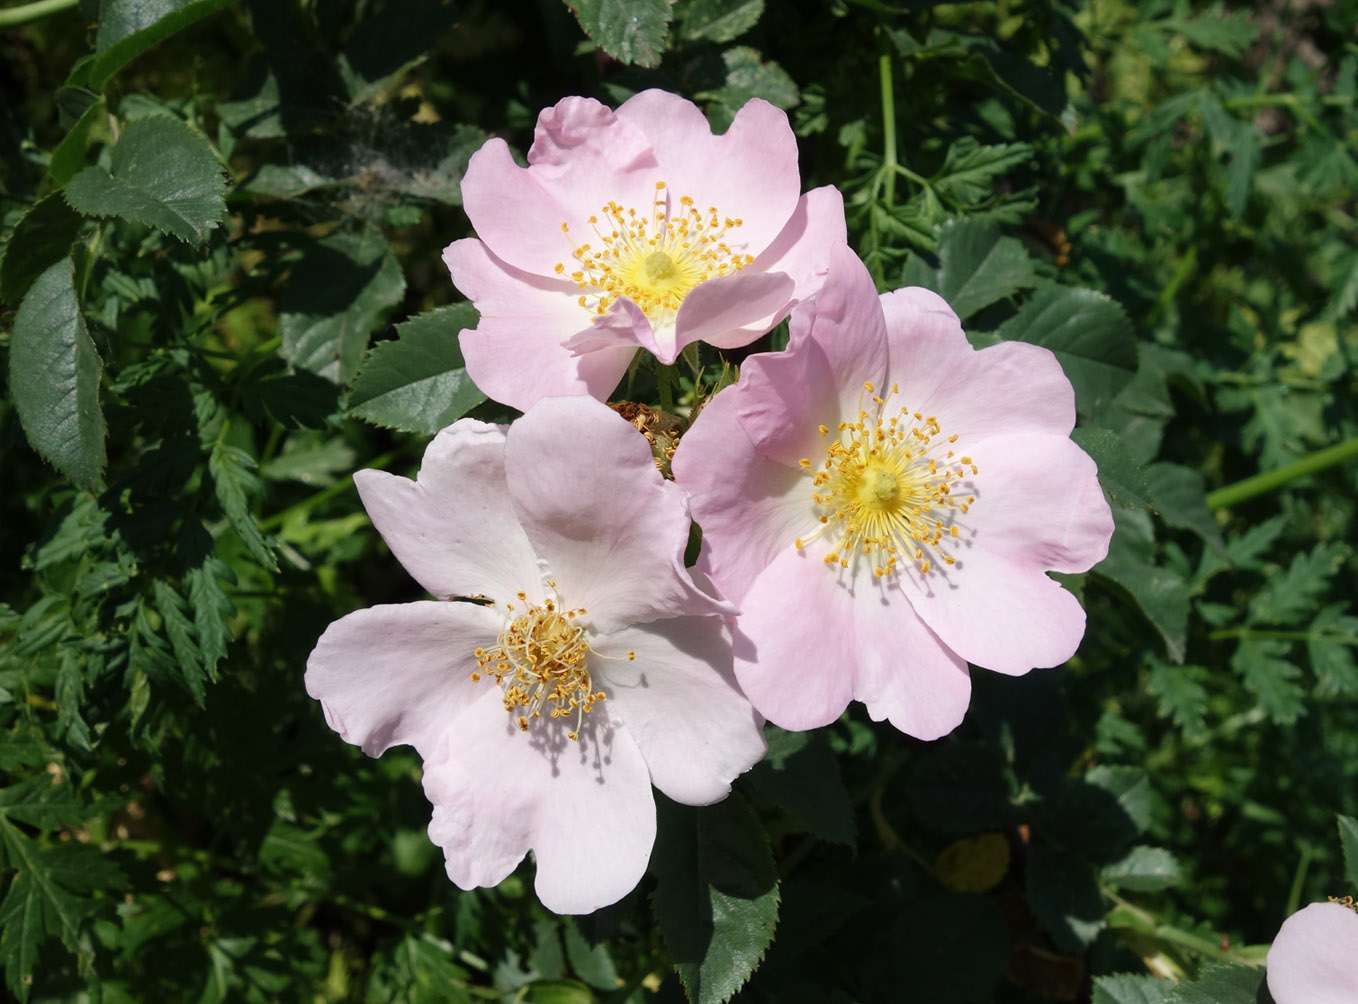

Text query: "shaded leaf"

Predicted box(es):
[651, 794, 779, 1004]
[1095, 509, 1190, 662]
[8, 258, 106, 492]
[996, 284, 1138, 417]
[1147, 462, 1227, 554]
[347, 304, 487, 435]
[747, 727, 854, 845]
[1146, 658, 1209, 738]
[1309, 604, 1358, 696]
[1093, 973, 1177, 1004]
[208, 445, 277, 571]
[931, 137, 1033, 205]
[0, 194, 85, 304]
[85, 0, 236, 89]
[1026, 845, 1103, 953]
[1100, 845, 1183, 891]
[280, 232, 406, 385]
[64, 115, 227, 244]
[1163, 963, 1268, 1004]
[1071, 427, 1154, 510]
[888, 893, 1009, 1004]
[932, 218, 1037, 319]
[1231, 639, 1304, 725]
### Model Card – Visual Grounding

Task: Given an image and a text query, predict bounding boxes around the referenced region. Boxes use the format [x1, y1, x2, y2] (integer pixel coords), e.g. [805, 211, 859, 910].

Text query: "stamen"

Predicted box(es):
[794, 383, 977, 577]
[554, 181, 755, 327]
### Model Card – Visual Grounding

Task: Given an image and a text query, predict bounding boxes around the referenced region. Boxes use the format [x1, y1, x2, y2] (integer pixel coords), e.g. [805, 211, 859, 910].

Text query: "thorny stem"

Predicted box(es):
[1206, 436, 1358, 509]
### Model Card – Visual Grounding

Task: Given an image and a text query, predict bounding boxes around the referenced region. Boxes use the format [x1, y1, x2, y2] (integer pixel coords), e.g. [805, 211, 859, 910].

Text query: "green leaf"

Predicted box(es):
[1163, 963, 1267, 1004]
[1223, 124, 1260, 218]
[996, 284, 1138, 417]
[1093, 973, 1176, 1004]
[1309, 604, 1358, 696]
[701, 47, 799, 131]
[1249, 542, 1348, 626]
[1026, 845, 1104, 953]
[1071, 427, 1154, 510]
[347, 305, 487, 435]
[208, 445, 278, 571]
[566, 0, 672, 68]
[1146, 462, 1227, 554]
[651, 794, 779, 1004]
[931, 218, 1037, 320]
[186, 552, 236, 673]
[1146, 658, 1209, 738]
[64, 115, 227, 244]
[1095, 509, 1190, 662]
[562, 920, 619, 991]
[747, 727, 855, 845]
[1338, 815, 1358, 888]
[931, 137, 1033, 205]
[84, 0, 236, 89]
[1100, 845, 1183, 891]
[680, 0, 763, 42]
[8, 258, 107, 492]
[152, 580, 207, 705]
[280, 232, 406, 385]
[0, 195, 85, 305]
[1231, 639, 1305, 725]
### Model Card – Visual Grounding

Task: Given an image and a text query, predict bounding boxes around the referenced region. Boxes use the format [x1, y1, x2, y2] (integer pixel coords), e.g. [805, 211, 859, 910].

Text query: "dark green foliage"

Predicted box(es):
[2, 0, 1356, 1000]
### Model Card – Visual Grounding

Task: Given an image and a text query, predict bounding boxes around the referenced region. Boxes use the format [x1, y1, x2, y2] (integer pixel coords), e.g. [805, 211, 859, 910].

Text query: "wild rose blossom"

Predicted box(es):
[672, 246, 1114, 739]
[1266, 900, 1358, 1004]
[445, 89, 846, 411]
[305, 397, 764, 913]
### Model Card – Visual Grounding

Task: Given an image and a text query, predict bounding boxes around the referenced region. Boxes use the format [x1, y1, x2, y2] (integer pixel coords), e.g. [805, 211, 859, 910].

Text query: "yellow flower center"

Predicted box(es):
[554, 181, 755, 326]
[470, 586, 633, 741]
[795, 381, 978, 578]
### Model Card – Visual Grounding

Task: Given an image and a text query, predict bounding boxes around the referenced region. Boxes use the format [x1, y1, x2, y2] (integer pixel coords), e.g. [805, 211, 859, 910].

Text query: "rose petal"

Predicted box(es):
[597, 618, 765, 805]
[615, 91, 800, 256]
[423, 687, 656, 914]
[731, 542, 857, 730]
[853, 577, 971, 740]
[355, 420, 541, 604]
[1266, 902, 1358, 1004]
[504, 397, 730, 632]
[669, 270, 796, 361]
[447, 239, 636, 410]
[305, 601, 502, 757]
[673, 384, 813, 605]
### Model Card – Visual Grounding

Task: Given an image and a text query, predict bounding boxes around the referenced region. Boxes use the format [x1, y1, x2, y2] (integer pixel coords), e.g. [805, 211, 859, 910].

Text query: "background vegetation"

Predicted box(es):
[2, 0, 1357, 1001]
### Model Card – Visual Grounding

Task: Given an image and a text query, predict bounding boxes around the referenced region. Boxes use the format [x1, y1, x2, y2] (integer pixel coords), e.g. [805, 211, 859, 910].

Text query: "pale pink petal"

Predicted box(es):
[615, 91, 800, 256]
[731, 333, 844, 469]
[732, 542, 857, 730]
[354, 421, 541, 603]
[754, 186, 848, 294]
[461, 103, 655, 275]
[1267, 902, 1358, 1004]
[597, 618, 765, 805]
[903, 543, 1088, 676]
[845, 573, 972, 740]
[669, 271, 796, 360]
[423, 687, 656, 914]
[881, 288, 1077, 441]
[304, 601, 502, 757]
[504, 397, 729, 632]
[673, 385, 812, 605]
[446, 239, 635, 410]
[956, 432, 1113, 572]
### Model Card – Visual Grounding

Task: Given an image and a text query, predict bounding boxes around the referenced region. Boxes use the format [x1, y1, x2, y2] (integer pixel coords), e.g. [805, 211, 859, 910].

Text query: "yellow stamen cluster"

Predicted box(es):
[794, 382, 978, 578]
[554, 181, 755, 326]
[472, 589, 606, 742]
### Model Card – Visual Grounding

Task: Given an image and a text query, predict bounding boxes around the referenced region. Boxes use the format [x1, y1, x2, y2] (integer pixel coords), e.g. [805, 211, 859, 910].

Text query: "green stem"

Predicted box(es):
[1207, 436, 1358, 509]
[879, 52, 897, 208]
[656, 364, 675, 414]
[1207, 627, 1344, 642]
[0, 0, 78, 27]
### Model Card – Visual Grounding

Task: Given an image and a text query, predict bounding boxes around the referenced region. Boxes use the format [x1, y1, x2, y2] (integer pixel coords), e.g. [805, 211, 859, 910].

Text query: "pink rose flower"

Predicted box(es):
[445, 89, 846, 411]
[1266, 901, 1358, 1004]
[672, 246, 1114, 739]
[305, 397, 765, 913]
